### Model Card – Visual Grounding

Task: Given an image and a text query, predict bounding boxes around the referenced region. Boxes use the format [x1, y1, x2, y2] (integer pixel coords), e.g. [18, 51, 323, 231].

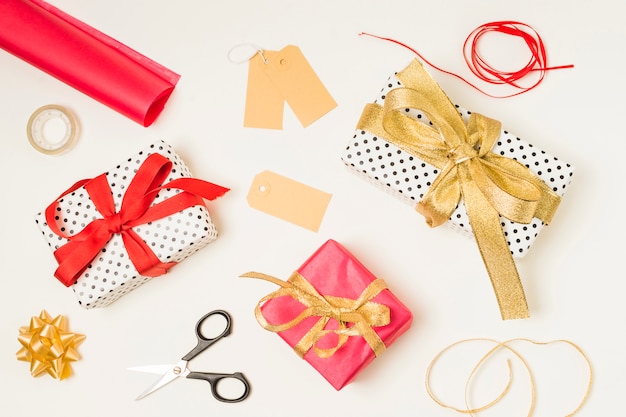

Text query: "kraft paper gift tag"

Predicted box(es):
[244, 45, 337, 129]
[247, 170, 332, 232]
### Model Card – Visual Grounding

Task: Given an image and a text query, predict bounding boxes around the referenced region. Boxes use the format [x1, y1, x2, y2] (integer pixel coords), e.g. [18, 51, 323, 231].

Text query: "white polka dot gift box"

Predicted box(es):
[34, 140, 229, 309]
[341, 59, 573, 320]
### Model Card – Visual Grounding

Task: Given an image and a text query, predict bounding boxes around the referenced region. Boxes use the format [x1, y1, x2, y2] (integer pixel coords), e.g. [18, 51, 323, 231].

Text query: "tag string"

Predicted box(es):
[227, 43, 268, 64]
[425, 338, 593, 417]
[360, 21, 574, 98]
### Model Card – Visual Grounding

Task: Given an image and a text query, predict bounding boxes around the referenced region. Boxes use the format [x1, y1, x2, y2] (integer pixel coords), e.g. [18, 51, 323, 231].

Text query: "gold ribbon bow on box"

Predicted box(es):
[357, 59, 561, 320]
[241, 271, 390, 358]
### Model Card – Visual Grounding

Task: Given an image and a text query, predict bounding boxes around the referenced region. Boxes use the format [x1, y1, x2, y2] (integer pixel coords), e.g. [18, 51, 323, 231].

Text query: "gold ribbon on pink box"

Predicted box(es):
[241, 271, 390, 358]
[357, 59, 561, 320]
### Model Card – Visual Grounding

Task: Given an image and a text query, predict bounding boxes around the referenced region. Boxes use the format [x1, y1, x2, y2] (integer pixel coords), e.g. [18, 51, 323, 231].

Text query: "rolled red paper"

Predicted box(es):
[0, 0, 180, 126]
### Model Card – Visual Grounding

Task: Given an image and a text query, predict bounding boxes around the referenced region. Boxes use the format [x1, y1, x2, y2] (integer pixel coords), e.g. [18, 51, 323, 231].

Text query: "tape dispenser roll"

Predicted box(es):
[27, 104, 78, 155]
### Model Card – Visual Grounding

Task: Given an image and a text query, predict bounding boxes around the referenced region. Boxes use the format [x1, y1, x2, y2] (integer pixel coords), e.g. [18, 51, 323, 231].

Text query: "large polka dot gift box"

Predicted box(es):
[34, 140, 229, 309]
[341, 59, 574, 320]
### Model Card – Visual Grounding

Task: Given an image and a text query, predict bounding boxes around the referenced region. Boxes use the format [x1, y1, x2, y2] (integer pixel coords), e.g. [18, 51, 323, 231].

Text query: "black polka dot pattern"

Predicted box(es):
[34, 140, 219, 309]
[341, 72, 574, 258]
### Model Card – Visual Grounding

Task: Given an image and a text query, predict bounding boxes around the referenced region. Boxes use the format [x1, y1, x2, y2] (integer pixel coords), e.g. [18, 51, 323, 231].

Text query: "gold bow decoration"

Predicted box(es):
[357, 59, 561, 320]
[16, 310, 85, 380]
[241, 271, 390, 358]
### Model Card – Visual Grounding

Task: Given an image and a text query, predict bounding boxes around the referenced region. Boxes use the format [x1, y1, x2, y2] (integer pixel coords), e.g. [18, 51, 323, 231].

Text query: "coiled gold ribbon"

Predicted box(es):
[241, 271, 390, 358]
[425, 338, 593, 417]
[357, 59, 561, 320]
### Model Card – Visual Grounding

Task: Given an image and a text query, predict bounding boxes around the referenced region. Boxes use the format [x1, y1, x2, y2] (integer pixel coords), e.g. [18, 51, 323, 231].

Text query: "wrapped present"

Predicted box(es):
[35, 140, 229, 308]
[341, 59, 574, 320]
[241, 239, 413, 390]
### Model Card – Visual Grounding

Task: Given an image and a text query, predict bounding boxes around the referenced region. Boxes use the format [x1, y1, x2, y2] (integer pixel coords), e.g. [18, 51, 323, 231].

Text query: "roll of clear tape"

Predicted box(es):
[27, 104, 78, 155]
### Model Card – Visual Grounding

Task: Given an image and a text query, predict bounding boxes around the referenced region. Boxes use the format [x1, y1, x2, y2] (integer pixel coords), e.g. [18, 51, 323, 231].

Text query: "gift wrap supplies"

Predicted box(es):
[242, 239, 413, 390]
[35, 140, 229, 308]
[342, 59, 574, 320]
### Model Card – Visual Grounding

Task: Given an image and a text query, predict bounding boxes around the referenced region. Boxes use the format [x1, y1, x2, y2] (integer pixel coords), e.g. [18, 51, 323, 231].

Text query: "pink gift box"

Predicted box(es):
[256, 239, 413, 390]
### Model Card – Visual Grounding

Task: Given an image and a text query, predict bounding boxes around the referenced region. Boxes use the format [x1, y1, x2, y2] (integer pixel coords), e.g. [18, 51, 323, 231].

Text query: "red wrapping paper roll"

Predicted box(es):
[0, 0, 180, 126]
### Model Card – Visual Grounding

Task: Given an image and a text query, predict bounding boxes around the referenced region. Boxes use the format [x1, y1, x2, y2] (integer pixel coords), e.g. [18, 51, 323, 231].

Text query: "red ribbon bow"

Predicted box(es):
[45, 153, 229, 287]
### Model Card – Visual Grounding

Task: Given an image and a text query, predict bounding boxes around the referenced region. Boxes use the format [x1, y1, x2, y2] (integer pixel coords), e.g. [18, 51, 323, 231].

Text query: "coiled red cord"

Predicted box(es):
[360, 21, 573, 98]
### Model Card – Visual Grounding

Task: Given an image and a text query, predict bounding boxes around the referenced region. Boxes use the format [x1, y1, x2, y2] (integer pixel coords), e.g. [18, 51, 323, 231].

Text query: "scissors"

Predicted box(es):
[129, 310, 251, 403]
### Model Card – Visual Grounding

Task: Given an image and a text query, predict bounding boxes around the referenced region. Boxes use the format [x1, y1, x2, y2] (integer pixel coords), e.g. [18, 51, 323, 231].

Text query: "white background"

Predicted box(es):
[0, 1, 623, 416]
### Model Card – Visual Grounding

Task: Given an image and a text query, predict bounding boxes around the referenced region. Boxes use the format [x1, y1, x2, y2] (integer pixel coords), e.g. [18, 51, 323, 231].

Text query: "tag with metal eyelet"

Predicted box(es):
[246, 170, 332, 232]
[243, 45, 337, 129]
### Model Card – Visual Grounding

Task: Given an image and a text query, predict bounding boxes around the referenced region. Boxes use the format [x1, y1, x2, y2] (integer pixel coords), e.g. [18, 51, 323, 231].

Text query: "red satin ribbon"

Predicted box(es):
[463, 21, 574, 96]
[45, 153, 229, 287]
[360, 21, 573, 98]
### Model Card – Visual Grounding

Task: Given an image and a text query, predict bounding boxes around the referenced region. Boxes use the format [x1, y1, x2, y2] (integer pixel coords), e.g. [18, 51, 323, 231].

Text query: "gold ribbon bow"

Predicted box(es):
[241, 271, 390, 358]
[16, 310, 85, 380]
[357, 59, 561, 320]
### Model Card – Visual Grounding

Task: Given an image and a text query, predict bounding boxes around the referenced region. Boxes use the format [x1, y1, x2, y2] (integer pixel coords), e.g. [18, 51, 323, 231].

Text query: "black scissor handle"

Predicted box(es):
[182, 310, 232, 361]
[186, 371, 251, 403]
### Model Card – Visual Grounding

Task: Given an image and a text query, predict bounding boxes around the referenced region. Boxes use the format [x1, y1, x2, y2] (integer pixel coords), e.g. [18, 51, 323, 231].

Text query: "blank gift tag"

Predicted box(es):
[244, 45, 337, 129]
[247, 170, 332, 232]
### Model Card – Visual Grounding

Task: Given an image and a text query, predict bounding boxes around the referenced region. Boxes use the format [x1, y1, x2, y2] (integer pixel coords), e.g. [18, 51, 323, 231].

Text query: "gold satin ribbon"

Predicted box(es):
[16, 310, 85, 380]
[241, 271, 390, 358]
[357, 59, 562, 320]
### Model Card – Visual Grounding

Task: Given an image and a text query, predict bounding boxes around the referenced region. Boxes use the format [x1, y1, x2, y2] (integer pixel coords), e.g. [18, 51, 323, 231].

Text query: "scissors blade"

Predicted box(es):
[133, 360, 190, 400]
[127, 364, 174, 375]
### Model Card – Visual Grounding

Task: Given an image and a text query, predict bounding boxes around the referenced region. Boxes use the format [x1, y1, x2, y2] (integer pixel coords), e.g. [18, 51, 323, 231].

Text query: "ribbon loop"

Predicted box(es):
[45, 152, 229, 287]
[356, 59, 562, 319]
[241, 271, 390, 357]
